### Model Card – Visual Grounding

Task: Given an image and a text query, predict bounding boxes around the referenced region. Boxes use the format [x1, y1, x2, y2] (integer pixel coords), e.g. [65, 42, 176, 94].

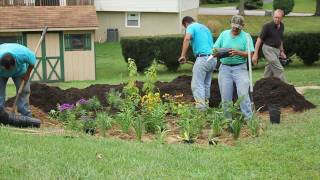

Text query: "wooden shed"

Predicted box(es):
[0, 5, 98, 82]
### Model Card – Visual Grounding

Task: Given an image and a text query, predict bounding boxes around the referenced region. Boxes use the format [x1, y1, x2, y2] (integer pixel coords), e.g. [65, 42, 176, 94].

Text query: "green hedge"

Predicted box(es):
[120, 32, 320, 71]
[121, 36, 194, 72]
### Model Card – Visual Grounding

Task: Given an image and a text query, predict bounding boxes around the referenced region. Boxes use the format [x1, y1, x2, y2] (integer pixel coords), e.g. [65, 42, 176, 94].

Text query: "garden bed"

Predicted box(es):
[7, 76, 315, 113]
[4, 74, 316, 145]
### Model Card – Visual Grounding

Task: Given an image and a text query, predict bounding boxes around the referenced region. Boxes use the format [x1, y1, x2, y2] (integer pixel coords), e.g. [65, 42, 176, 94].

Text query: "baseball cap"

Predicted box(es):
[231, 15, 244, 30]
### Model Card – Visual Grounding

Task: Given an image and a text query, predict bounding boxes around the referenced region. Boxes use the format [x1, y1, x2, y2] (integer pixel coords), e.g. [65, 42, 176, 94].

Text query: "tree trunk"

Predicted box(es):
[239, 0, 245, 16]
[316, 0, 320, 16]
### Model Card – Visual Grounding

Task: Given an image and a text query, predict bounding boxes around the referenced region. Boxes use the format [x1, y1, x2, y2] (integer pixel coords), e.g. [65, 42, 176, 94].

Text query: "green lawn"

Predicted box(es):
[1, 89, 320, 179]
[201, 0, 316, 14]
[263, 0, 316, 13]
[200, 2, 238, 8]
[199, 15, 320, 36]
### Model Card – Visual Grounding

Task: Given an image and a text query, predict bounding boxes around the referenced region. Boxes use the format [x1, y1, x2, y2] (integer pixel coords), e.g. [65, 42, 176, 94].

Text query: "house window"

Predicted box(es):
[0, 36, 23, 45]
[35, 0, 60, 6]
[64, 34, 91, 51]
[126, 12, 140, 28]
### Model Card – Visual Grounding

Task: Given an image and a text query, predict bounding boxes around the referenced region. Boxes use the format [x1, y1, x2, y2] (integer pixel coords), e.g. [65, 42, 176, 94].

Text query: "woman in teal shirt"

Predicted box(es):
[213, 15, 254, 120]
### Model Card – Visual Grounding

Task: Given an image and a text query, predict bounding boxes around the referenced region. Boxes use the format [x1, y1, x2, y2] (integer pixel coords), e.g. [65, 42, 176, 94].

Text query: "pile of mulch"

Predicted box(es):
[253, 77, 316, 112]
[6, 76, 315, 113]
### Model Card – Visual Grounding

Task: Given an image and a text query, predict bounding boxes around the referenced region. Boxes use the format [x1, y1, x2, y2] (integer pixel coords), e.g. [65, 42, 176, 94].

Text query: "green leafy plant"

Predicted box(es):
[273, 0, 294, 15]
[82, 96, 102, 112]
[230, 119, 243, 139]
[107, 88, 123, 109]
[115, 59, 141, 134]
[141, 91, 167, 133]
[116, 109, 135, 134]
[223, 98, 245, 139]
[208, 108, 226, 138]
[133, 115, 145, 141]
[142, 61, 157, 94]
[248, 112, 261, 137]
[96, 112, 113, 137]
[177, 104, 205, 143]
[82, 118, 97, 135]
[155, 126, 170, 144]
[140, 62, 167, 133]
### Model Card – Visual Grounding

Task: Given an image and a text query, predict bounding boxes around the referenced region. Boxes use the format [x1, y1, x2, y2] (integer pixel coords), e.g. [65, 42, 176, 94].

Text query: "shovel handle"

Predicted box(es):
[12, 80, 25, 113]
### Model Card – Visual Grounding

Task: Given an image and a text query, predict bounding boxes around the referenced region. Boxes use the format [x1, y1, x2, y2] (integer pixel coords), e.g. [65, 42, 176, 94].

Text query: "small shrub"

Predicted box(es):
[273, 0, 295, 15]
[107, 88, 123, 109]
[177, 104, 206, 142]
[82, 119, 97, 135]
[116, 109, 135, 133]
[155, 126, 170, 144]
[244, 0, 263, 10]
[230, 119, 243, 139]
[81, 96, 102, 112]
[208, 108, 226, 137]
[207, 0, 224, 4]
[96, 112, 113, 137]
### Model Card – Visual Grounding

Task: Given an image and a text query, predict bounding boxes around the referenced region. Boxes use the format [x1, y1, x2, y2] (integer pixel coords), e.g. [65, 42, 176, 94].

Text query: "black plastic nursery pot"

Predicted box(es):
[0, 111, 41, 128]
[268, 104, 281, 124]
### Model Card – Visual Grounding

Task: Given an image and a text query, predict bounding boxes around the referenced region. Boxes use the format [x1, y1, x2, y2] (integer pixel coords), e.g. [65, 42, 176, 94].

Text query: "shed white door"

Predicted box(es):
[29, 32, 64, 82]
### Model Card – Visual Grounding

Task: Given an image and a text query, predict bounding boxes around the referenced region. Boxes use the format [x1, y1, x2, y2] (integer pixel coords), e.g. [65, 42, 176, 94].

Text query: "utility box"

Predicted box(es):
[106, 28, 119, 42]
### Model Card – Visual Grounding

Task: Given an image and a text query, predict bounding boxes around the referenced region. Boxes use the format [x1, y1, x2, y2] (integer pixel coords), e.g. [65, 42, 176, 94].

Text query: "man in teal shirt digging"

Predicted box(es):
[0, 43, 36, 117]
[179, 16, 217, 110]
[213, 15, 254, 120]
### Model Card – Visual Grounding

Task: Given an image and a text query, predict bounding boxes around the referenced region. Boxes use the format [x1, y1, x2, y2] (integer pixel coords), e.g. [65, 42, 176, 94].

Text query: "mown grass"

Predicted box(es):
[200, 0, 316, 14]
[200, 2, 238, 8]
[1, 89, 319, 179]
[263, 0, 316, 13]
[199, 15, 320, 36]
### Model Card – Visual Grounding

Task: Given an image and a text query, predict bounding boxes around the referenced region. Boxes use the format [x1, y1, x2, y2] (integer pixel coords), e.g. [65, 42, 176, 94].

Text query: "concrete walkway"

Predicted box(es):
[199, 7, 313, 16]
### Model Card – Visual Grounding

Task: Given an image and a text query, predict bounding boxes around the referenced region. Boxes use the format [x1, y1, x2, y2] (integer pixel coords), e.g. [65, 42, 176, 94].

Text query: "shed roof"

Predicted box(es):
[0, 6, 98, 31]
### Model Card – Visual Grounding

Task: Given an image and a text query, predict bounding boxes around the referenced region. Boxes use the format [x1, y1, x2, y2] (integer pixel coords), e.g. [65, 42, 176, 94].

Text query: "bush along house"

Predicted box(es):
[0, 0, 98, 82]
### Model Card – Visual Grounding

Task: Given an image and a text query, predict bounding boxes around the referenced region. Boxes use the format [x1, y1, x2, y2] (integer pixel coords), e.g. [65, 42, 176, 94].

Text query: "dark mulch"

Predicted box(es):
[253, 77, 316, 111]
[6, 76, 315, 113]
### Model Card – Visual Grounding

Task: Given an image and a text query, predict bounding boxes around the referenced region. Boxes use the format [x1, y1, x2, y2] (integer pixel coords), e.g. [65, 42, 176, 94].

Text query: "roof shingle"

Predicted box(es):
[0, 6, 98, 30]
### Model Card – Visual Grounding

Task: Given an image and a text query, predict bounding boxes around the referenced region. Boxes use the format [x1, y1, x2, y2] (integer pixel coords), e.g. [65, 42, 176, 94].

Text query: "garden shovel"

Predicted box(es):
[0, 27, 49, 128]
[12, 26, 48, 114]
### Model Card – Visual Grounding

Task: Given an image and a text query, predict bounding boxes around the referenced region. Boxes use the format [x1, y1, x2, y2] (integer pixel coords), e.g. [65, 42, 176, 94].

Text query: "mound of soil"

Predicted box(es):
[253, 77, 316, 112]
[6, 76, 315, 113]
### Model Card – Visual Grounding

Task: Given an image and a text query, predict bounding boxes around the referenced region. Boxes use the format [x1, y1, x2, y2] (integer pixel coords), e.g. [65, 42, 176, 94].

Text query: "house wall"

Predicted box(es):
[63, 31, 96, 81]
[95, 0, 179, 12]
[180, 0, 199, 11]
[96, 11, 180, 42]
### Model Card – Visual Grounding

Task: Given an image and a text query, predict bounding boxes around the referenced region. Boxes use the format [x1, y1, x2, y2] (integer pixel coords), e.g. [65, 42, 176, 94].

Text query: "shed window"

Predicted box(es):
[126, 12, 140, 27]
[64, 34, 91, 51]
[0, 36, 23, 45]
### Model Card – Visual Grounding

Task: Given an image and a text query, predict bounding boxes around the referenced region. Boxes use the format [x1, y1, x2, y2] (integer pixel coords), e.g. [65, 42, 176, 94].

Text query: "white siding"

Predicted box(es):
[94, 0, 179, 12]
[181, 0, 199, 11]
